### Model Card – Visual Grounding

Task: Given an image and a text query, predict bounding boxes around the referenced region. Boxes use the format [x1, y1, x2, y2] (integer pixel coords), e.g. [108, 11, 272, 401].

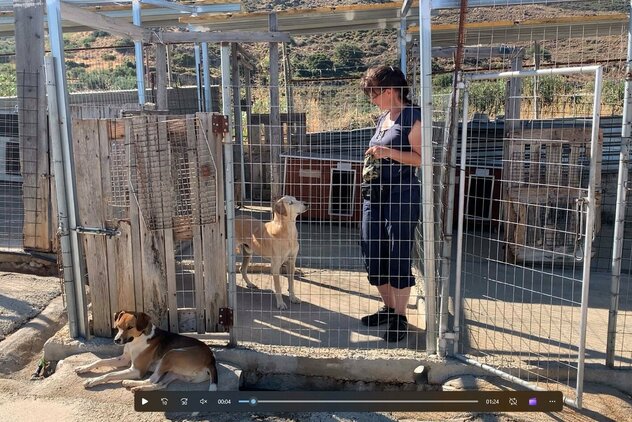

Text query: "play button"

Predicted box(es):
[141, 398, 148, 406]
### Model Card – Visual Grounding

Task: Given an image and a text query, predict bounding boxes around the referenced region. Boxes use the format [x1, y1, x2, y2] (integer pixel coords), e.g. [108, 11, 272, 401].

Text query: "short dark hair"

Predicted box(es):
[360, 65, 411, 104]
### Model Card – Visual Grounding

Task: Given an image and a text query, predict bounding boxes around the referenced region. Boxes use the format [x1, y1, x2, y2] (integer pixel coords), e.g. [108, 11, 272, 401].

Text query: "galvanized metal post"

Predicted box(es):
[453, 83, 469, 356]
[438, 0, 467, 357]
[132, 0, 145, 105]
[419, 0, 438, 355]
[202, 42, 212, 112]
[607, 1, 632, 368]
[194, 43, 203, 111]
[221, 43, 237, 347]
[46, 0, 89, 338]
[399, 15, 407, 77]
[575, 65, 603, 409]
[44, 55, 79, 338]
[439, 73, 462, 356]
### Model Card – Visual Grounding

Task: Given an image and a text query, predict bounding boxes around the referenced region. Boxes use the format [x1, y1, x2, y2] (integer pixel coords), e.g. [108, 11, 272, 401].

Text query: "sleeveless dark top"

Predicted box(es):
[367, 105, 421, 187]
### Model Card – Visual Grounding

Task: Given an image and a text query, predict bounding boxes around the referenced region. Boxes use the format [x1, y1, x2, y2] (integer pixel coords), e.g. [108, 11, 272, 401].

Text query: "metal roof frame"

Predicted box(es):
[0, 0, 241, 37]
[180, 1, 625, 46]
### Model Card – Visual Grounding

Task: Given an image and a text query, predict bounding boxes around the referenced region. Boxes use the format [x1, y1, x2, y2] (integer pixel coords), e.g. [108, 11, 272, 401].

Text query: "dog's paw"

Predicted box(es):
[289, 294, 301, 304]
[121, 380, 135, 388]
[83, 378, 98, 388]
[245, 282, 258, 289]
[276, 301, 288, 310]
[75, 365, 91, 374]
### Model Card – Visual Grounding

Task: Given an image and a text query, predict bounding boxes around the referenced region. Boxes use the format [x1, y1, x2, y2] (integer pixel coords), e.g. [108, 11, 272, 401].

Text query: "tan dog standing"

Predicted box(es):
[75, 311, 218, 392]
[235, 195, 308, 310]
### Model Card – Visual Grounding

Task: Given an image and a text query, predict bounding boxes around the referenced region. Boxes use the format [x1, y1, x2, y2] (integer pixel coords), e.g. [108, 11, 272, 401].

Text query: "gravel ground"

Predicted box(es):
[0, 272, 61, 341]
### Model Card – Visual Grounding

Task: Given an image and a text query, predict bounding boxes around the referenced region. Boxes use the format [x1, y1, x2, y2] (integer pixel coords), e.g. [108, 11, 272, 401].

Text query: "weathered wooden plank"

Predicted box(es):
[198, 112, 227, 332]
[164, 230, 177, 332]
[114, 220, 135, 312]
[157, 116, 178, 332]
[156, 43, 168, 111]
[15, 0, 50, 251]
[137, 115, 168, 329]
[269, 13, 282, 200]
[126, 119, 144, 313]
[104, 121, 135, 314]
[60, 2, 149, 42]
[156, 31, 291, 44]
[72, 118, 110, 336]
[97, 120, 119, 320]
[186, 116, 205, 333]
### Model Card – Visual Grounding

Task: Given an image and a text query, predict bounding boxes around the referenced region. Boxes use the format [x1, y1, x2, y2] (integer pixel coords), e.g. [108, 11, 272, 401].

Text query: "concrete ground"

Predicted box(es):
[0, 272, 60, 341]
[0, 205, 630, 420]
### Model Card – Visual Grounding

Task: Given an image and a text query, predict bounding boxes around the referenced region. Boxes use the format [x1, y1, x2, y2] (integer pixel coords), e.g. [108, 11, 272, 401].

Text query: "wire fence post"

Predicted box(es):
[221, 43, 237, 347]
[607, 0, 632, 368]
[44, 55, 79, 338]
[46, 0, 89, 338]
[132, 0, 146, 105]
[419, 0, 438, 355]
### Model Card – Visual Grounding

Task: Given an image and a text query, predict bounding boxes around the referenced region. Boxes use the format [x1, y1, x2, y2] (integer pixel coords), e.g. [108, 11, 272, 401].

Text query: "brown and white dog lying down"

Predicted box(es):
[235, 195, 308, 310]
[75, 311, 218, 392]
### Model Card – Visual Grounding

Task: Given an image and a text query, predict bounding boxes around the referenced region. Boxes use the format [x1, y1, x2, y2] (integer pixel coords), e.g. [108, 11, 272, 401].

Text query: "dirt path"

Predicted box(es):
[0, 350, 629, 422]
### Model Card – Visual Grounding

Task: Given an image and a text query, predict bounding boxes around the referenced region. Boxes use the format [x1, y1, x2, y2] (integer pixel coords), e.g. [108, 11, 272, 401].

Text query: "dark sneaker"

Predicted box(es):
[361, 305, 394, 326]
[383, 314, 408, 342]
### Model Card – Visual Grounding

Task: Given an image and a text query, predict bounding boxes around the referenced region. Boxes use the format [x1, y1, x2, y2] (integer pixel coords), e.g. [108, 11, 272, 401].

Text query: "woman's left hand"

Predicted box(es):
[366, 146, 392, 160]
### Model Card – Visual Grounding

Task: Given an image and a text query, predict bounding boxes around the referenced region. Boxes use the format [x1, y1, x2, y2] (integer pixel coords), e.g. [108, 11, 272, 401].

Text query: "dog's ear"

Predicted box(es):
[113, 310, 124, 324]
[273, 199, 287, 216]
[135, 312, 151, 333]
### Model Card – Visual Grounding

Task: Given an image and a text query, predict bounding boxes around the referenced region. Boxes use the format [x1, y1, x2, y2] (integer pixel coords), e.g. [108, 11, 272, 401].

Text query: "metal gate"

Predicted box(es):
[453, 66, 603, 409]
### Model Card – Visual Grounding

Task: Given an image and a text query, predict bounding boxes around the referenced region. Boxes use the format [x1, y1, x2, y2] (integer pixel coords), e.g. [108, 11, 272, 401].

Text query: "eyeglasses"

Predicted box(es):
[368, 88, 387, 100]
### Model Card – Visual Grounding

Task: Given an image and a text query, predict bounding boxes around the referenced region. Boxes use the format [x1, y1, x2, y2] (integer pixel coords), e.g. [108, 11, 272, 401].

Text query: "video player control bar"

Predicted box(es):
[135, 391, 564, 412]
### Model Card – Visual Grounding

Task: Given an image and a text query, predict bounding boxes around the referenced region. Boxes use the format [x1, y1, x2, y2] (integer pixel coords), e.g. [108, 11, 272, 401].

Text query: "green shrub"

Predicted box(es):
[333, 44, 365, 74]
[92, 30, 110, 38]
[468, 79, 506, 117]
[114, 38, 134, 54]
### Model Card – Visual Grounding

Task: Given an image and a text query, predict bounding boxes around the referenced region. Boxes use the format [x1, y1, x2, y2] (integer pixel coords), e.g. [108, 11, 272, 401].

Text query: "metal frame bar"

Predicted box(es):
[419, 0, 438, 355]
[194, 43, 203, 112]
[132, 0, 146, 105]
[399, 15, 407, 76]
[220, 43, 237, 347]
[202, 42, 212, 112]
[432, 0, 590, 8]
[455, 64, 603, 409]
[44, 55, 80, 339]
[607, 0, 632, 369]
[46, 0, 89, 339]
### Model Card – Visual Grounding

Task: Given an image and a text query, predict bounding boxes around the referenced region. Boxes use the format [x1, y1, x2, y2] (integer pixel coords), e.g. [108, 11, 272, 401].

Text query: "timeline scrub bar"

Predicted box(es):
[135, 391, 564, 412]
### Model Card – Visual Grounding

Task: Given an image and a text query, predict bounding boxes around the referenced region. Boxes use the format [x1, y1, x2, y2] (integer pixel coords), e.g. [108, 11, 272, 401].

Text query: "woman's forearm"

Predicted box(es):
[387, 148, 422, 166]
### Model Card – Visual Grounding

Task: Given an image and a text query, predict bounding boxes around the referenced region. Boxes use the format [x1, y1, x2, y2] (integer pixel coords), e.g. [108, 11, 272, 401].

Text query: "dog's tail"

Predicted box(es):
[207, 361, 218, 391]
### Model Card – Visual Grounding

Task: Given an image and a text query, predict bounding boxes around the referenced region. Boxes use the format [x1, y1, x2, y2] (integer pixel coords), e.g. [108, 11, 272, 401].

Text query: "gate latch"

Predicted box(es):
[75, 226, 121, 238]
[218, 307, 233, 332]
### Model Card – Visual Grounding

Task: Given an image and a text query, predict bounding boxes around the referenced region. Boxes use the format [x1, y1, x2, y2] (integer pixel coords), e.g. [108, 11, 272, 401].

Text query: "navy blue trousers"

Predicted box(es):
[360, 185, 421, 289]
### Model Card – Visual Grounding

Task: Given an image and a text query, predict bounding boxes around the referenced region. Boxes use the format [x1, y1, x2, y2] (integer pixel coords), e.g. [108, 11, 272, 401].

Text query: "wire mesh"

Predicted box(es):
[427, 0, 631, 400]
[229, 74, 436, 354]
[129, 116, 218, 231]
[611, 164, 632, 368]
[64, 39, 143, 112]
[457, 68, 600, 403]
[0, 49, 23, 250]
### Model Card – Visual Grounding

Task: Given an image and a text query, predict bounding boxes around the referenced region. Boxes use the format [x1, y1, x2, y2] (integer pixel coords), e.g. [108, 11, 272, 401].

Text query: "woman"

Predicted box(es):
[359, 65, 422, 342]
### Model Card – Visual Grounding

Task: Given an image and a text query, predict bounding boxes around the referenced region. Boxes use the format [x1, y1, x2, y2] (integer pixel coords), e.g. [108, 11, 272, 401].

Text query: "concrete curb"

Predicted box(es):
[0, 294, 67, 374]
[43, 329, 632, 395]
